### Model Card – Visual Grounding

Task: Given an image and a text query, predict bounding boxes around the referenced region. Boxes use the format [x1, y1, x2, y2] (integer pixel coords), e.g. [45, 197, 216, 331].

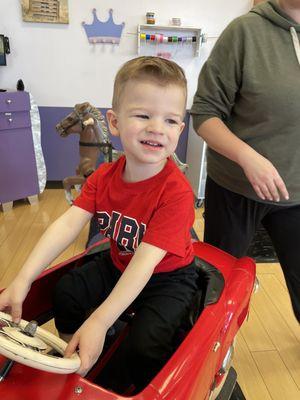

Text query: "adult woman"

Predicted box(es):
[191, 0, 300, 322]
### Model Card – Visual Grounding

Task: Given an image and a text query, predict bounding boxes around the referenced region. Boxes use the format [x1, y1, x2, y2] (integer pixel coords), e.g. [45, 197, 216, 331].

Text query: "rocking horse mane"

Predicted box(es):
[74, 102, 103, 123]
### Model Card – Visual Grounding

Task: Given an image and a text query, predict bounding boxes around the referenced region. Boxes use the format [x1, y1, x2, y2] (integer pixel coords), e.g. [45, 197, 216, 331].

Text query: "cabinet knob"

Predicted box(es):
[6, 99, 12, 104]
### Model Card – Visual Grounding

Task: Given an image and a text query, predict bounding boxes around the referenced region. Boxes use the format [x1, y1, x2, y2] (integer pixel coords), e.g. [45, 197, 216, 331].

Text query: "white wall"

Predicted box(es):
[0, 0, 252, 108]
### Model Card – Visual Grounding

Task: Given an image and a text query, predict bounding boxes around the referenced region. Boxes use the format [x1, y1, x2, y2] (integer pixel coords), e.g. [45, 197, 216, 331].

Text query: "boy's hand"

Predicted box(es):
[64, 314, 107, 376]
[0, 279, 31, 323]
[239, 151, 289, 202]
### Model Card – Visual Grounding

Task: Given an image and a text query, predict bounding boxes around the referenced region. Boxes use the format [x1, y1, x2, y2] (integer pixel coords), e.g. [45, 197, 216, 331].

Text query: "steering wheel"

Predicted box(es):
[0, 311, 80, 374]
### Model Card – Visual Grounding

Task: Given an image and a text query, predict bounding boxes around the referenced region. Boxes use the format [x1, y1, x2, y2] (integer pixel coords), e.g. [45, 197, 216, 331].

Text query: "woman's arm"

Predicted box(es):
[191, 18, 289, 202]
[198, 117, 289, 202]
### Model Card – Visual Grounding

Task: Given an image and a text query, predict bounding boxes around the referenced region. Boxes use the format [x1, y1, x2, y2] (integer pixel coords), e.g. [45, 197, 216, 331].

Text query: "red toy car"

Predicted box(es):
[0, 240, 255, 400]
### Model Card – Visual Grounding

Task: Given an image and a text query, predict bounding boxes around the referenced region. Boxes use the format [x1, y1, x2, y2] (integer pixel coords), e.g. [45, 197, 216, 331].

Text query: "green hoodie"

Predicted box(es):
[191, 0, 300, 204]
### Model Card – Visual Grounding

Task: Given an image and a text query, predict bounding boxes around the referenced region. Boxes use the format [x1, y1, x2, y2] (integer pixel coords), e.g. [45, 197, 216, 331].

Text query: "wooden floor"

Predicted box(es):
[1, 189, 299, 399]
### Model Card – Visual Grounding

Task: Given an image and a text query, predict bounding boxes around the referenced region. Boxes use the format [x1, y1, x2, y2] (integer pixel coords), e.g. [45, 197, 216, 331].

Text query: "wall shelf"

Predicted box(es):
[137, 24, 203, 58]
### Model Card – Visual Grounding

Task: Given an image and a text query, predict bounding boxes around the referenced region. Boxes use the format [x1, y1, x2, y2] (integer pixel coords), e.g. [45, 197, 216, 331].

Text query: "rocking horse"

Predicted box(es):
[56, 102, 188, 204]
[56, 102, 117, 204]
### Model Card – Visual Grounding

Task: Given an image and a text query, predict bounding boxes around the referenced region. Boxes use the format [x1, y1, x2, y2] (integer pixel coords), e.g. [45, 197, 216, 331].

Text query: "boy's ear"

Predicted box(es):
[179, 121, 185, 135]
[106, 109, 120, 137]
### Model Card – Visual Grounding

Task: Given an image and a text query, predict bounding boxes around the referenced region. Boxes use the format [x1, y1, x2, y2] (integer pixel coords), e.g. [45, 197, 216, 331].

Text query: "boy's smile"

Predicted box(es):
[107, 80, 186, 182]
[140, 140, 163, 150]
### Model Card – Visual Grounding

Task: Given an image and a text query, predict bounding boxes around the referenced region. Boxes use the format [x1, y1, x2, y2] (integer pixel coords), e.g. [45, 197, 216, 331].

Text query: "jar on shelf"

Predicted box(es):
[171, 18, 181, 26]
[146, 12, 155, 24]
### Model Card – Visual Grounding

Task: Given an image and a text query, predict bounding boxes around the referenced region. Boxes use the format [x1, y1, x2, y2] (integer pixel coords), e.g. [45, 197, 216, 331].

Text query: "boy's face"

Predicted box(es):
[107, 80, 186, 171]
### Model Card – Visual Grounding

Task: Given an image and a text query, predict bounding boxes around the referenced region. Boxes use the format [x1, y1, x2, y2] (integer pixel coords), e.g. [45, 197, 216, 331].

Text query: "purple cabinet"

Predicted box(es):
[0, 91, 39, 204]
[0, 111, 31, 130]
[0, 91, 31, 113]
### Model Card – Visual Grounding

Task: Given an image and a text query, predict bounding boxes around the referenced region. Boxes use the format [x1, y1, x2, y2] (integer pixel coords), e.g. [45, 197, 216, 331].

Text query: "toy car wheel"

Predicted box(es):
[210, 341, 236, 400]
[229, 382, 246, 400]
[0, 311, 80, 374]
[214, 367, 237, 400]
[195, 199, 203, 208]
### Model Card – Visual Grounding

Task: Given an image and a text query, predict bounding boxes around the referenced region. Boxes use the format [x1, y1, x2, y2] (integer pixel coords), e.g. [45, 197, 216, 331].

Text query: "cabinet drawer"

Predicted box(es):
[0, 111, 31, 130]
[0, 91, 30, 112]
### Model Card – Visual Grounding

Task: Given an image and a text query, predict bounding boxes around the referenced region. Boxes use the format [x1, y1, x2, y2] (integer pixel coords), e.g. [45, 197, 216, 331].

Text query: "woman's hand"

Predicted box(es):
[64, 314, 108, 376]
[0, 279, 31, 323]
[239, 150, 289, 202]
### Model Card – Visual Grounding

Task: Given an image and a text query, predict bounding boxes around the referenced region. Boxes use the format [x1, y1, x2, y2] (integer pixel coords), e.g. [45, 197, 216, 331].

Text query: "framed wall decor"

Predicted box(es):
[0, 35, 7, 66]
[21, 0, 69, 24]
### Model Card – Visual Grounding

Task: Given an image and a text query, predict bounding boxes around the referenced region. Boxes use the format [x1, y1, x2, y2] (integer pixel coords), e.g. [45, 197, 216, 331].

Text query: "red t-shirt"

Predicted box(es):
[74, 156, 195, 273]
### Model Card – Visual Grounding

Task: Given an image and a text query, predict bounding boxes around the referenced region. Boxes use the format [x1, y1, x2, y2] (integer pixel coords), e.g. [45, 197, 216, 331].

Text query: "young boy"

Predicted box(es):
[0, 56, 198, 391]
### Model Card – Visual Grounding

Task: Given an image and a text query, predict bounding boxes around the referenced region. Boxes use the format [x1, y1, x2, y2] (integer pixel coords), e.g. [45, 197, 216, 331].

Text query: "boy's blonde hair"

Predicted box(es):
[112, 56, 187, 110]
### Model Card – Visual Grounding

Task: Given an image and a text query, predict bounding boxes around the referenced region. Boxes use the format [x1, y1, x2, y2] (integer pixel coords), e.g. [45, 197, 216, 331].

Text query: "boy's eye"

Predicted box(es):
[135, 114, 149, 119]
[166, 119, 179, 125]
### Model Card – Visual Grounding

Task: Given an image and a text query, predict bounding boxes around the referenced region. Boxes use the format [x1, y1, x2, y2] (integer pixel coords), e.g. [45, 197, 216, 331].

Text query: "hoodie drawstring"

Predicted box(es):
[290, 27, 300, 65]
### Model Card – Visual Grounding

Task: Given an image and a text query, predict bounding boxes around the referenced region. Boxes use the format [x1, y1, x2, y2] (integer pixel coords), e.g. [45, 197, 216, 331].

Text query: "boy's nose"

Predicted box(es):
[146, 119, 164, 135]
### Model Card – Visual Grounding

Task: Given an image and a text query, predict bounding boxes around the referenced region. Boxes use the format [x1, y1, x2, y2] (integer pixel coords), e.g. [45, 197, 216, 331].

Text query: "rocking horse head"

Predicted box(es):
[56, 102, 115, 166]
[56, 102, 110, 147]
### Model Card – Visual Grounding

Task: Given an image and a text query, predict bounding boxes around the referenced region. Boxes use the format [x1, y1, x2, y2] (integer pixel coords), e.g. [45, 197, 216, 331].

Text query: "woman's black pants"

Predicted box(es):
[204, 176, 300, 323]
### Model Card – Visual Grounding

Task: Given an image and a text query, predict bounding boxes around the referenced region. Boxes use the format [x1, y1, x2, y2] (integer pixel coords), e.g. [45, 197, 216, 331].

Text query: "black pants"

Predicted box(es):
[53, 250, 199, 390]
[204, 176, 300, 322]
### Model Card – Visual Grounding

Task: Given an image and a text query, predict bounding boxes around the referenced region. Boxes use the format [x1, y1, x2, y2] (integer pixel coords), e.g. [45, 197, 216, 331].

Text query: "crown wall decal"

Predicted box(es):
[82, 8, 125, 44]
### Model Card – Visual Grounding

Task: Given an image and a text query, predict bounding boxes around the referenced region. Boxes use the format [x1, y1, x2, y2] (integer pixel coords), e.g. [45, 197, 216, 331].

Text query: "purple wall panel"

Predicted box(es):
[39, 107, 189, 181]
[39, 107, 79, 181]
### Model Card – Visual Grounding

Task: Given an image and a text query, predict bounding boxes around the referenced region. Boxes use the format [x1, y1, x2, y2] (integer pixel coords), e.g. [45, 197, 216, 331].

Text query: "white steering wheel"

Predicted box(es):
[0, 311, 80, 374]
